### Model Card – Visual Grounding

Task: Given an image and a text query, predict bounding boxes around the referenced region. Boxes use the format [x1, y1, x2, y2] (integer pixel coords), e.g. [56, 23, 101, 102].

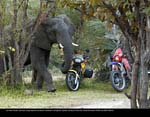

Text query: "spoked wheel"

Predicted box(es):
[110, 71, 126, 92]
[66, 71, 80, 91]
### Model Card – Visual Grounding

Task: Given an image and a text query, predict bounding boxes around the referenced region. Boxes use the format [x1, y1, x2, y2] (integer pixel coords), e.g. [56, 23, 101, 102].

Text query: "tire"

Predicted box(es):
[110, 71, 126, 92]
[66, 71, 80, 91]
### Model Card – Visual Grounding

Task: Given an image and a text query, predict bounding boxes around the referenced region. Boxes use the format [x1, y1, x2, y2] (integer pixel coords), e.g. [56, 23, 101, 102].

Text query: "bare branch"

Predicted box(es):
[124, 92, 131, 99]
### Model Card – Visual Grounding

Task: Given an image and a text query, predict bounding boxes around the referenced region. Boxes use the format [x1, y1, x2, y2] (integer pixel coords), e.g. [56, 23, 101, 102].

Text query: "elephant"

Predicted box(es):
[0, 56, 4, 75]
[30, 14, 77, 92]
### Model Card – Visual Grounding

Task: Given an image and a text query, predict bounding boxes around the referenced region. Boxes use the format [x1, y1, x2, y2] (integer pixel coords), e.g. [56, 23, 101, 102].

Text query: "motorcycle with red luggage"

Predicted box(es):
[109, 48, 131, 92]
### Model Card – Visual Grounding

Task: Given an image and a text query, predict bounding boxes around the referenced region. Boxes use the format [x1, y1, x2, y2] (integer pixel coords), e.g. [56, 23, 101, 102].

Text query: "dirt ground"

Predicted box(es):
[73, 98, 130, 109]
[0, 74, 131, 109]
[0, 90, 130, 109]
[0, 96, 130, 109]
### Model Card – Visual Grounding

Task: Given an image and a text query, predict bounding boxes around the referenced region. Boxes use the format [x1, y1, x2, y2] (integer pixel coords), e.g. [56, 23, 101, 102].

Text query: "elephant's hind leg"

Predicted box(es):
[31, 69, 37, 84]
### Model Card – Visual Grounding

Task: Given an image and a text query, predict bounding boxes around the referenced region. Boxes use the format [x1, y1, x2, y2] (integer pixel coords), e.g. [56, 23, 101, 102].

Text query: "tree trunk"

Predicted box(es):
[119, 34, 134, 65]
[14, 41, 22, 83]
[139, 38, 148, 108]
[139, 55, 148, 108]
[139, 15, 149, 108]
[10, 0, 23, 84]
[20, 0, 30, 68]
[2, 55, 7, 72]
[130, 39, 140, 108]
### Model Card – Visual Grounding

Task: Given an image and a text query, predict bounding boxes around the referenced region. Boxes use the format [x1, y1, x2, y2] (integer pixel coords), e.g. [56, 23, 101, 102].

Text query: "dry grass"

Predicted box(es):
[0, 68, 131, 109]
[0, 77, 130, 109]
[0, 89, 130, 109]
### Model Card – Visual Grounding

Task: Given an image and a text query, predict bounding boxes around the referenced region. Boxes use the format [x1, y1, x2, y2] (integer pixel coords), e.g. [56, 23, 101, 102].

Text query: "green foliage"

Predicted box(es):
[57, 0, 150, 35]
[143, 7, 150, 15]
[0, 82, 27, 97]
[56, 7, 82, 27]
[0, 0, 11, 26]
[73, 19, 116, 71]
[83, 19, 106, 39]
[49, 44, 64, 69]
[80, 78, 113, 92]
[27, 0, 40, 18]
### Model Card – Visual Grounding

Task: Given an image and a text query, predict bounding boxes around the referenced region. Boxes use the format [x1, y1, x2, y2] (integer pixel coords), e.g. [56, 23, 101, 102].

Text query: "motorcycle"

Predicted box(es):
[65, 56, 93, 91]
[109, 48, 131, 92]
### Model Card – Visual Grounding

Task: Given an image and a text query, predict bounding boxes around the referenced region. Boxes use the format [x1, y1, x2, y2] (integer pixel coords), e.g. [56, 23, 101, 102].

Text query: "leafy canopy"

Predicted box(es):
[57, 0, 150, 34]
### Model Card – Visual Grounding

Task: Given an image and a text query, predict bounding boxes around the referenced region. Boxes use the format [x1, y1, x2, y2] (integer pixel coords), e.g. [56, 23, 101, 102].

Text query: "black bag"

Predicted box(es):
[84, 68, 93, 78]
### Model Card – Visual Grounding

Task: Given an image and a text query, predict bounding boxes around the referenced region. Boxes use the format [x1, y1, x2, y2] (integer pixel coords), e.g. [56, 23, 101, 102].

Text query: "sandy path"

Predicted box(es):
[72, 99, 130, 109]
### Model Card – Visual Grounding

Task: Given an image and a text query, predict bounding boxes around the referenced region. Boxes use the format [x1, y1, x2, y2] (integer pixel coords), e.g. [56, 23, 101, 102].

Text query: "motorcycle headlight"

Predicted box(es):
[115, 56, 119, 61]
[74, 58, 82, 63]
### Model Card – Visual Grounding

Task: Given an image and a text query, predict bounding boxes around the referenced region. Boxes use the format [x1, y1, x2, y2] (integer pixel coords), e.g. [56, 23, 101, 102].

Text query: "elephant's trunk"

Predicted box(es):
[61, 44, 72, 74]
[55, 20, 73, 74]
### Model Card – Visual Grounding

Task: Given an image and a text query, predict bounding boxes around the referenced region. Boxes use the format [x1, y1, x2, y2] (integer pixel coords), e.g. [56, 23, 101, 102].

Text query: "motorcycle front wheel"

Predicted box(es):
[110, 71, 126, 92]
[66, 71, 80, 91]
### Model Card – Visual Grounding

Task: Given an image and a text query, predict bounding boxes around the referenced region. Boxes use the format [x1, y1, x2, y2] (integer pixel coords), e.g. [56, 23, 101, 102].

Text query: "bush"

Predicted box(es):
[94, 67, 110, 82]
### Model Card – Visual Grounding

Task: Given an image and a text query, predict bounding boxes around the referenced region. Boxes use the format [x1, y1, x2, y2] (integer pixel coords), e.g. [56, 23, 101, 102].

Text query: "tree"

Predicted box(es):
[57, 0, 150, 108]
[0, 0, 57, 85]
[9, 0, 31, 84]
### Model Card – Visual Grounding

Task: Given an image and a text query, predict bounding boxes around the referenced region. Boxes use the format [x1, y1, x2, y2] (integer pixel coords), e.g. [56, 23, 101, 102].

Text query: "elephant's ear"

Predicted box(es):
[68, 21, 76, 36]
[41, 17, 57, 28]
[32, 24, 51, 50]
[56, 14, 76, 36]
[41, 17, 51, 26]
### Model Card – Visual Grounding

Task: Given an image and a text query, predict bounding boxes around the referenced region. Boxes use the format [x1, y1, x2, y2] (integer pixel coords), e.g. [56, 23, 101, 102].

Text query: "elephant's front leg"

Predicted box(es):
[30, 46, 56, 92]
[38, 68, 56, 92]
[42, 49, 56, 92]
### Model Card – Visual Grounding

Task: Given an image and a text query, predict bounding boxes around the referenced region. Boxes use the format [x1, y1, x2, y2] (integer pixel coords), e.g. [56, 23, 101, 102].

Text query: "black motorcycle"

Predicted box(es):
[66, 56, 93, 91]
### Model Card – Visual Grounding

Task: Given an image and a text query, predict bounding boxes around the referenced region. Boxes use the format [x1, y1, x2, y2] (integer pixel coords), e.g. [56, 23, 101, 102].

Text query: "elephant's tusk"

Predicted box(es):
[72, 42, 79, 47]
[59, 43, 64, 49]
